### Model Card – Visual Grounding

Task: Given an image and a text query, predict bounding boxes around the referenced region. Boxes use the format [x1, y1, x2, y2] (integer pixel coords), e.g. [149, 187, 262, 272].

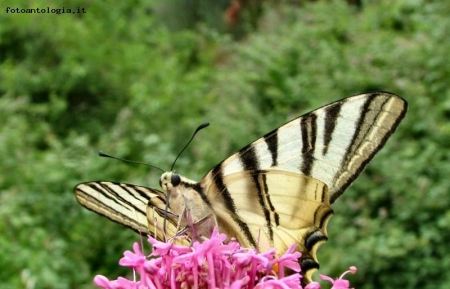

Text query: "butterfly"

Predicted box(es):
[74, 92, 407, 283]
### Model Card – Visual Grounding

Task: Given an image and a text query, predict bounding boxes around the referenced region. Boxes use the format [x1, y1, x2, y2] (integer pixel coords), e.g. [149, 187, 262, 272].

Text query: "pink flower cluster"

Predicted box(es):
[94, 228, 356, 289]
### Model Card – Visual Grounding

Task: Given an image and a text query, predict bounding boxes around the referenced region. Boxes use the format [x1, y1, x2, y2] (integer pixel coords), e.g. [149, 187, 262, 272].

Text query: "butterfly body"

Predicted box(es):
[74, 92, 407, 283]
[159, 172, 217, 241]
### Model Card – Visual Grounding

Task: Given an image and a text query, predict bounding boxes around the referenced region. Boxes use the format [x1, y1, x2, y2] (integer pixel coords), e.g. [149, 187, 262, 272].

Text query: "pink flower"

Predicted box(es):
[275, 244, 302, 276]
[92, 227, 356, 289]
[319, 266, 358, 289]
[304, 282, 321, 289]
[94, 275, 140, 289]
[119, 242, 146, 269]
[255, 274, 303, 289]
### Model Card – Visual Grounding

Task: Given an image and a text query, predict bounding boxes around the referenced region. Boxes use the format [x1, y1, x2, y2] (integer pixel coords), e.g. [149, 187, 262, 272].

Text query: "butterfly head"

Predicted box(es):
[160, 172, 181, 191]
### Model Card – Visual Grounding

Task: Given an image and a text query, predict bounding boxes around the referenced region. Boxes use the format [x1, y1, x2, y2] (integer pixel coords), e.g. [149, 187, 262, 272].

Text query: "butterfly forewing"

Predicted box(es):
[211, 92, 407, 202]
[75, 182, 167, 235]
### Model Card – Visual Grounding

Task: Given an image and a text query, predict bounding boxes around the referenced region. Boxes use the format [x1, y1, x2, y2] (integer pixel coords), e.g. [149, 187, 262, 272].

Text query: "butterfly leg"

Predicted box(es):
[148, 203, 181, 241]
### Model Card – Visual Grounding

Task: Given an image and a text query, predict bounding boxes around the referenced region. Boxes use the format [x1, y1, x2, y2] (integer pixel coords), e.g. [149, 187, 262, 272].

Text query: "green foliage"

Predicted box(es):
[1, 0, 449, 288]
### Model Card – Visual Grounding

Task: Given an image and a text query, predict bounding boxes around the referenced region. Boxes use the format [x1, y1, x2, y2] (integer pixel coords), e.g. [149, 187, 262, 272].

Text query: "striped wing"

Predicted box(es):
[207, 92, 407, 202]
[200, 92, 407, 282]
[75, 181, 185, 243]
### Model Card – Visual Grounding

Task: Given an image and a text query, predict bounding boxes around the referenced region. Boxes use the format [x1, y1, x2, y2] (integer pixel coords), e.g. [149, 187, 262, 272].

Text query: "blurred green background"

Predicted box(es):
[1, 0, 449, 288]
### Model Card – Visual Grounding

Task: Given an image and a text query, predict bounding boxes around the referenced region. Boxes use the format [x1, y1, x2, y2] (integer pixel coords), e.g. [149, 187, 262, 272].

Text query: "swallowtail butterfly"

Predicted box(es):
[74, 92, 407, 283]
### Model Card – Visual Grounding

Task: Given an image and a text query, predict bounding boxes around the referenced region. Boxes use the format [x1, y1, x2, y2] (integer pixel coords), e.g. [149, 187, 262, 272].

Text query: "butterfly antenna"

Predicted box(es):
[98, 151, 165, 172]
[170, 122, 210, 171]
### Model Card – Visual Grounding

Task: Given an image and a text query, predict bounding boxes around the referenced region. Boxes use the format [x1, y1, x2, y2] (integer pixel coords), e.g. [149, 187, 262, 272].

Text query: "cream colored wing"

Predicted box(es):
[198, 92, 407, 282]
[206, 170, 332, 274]
[75, 181, 180, 240]
[200, 170, 332, 283]
[206, 92, 407, 202]
[75, 181, 199, 245]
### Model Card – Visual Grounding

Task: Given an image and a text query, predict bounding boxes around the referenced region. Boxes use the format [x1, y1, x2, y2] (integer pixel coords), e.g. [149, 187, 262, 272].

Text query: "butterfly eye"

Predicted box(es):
[171, 173, 181, 186]
[159, 179, 162, 188]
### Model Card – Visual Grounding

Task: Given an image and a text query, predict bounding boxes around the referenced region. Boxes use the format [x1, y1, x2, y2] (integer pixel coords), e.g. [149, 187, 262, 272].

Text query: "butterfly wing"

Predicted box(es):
[206, 92, 407, 201]
[74, 182, 169, 236]
[199, 92, 407, 282]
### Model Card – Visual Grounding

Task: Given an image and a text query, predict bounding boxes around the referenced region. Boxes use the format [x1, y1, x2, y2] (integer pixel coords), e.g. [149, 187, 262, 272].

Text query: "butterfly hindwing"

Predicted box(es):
[199, 170, 333, 283]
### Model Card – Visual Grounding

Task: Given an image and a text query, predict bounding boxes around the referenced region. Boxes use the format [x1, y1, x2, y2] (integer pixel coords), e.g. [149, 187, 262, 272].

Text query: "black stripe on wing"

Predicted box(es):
[238, 145, 281, 242]
[330, 92, 407, 202]
[261, 174, 280, 227]
[211, 165, 257, 247]
[74, 181, 161, 234]
[300, 113, 317, 176]
[264, 131, 278, 167]
[322, 101, 342, 155]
